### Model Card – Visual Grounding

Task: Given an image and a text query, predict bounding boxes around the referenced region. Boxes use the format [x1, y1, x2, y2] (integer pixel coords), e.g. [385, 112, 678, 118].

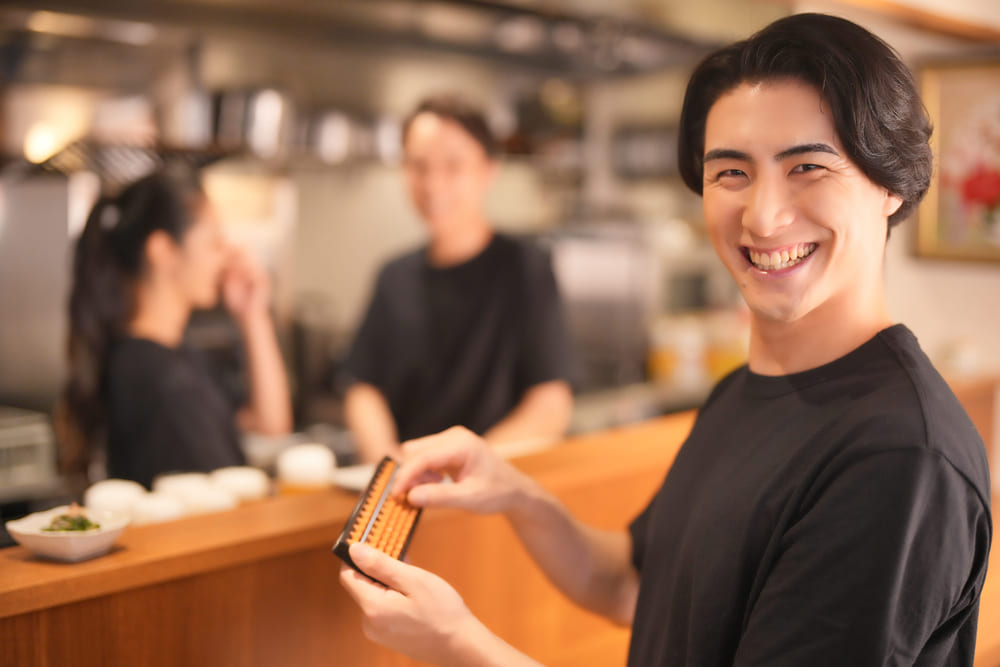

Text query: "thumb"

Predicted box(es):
[349, 542, 414, 592]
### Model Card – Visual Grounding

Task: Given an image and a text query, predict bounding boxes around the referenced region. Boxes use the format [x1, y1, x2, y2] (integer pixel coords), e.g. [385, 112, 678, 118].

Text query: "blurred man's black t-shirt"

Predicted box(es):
[105, 337, 245, 488]
[628, 325, 992, 666]
[343, 233, 573, 441]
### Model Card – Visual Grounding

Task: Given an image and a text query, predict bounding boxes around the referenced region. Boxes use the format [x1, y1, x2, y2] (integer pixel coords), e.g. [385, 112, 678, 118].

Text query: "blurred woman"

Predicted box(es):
[59, 168, 291, 489]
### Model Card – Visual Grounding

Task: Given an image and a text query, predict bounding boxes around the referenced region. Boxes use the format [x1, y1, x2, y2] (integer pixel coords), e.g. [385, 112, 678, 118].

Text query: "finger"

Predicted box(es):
[221, 265, 245, 293]
[406, 480, 473, 509]
[413, 470, 445, 486]
[222, 250, 242, 275]
[349, 542, 417, 594]
[391, 470, 444, 501]
[400, 425, 472, 456]
[228, 245, 249, 263]
[394, 441, 472, 496]
[340, 564, 384, 606]
[339, 565, 400, 623]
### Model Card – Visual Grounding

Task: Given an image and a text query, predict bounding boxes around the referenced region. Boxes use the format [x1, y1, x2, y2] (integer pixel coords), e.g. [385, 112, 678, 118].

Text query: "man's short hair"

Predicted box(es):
[677, 13, 932, 226]
[402, 94, 498, 158]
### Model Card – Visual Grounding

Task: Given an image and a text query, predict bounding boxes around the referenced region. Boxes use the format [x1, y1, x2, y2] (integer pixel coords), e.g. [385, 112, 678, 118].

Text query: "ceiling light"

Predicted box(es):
[23, 122, 63, 163]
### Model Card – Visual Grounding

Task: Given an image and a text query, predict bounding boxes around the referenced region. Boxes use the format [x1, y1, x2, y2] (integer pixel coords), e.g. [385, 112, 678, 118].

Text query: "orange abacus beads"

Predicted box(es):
[332, 457, 422, 580]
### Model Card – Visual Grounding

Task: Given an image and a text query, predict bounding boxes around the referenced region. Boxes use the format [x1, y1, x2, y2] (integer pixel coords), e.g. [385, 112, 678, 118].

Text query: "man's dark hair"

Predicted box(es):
[402, 94, 498, 158]
[677, 12, 932, 226]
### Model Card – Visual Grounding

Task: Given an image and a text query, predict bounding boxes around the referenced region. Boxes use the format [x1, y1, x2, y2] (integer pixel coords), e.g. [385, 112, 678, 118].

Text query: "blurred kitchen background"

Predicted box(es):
[1, 0, 999, 530]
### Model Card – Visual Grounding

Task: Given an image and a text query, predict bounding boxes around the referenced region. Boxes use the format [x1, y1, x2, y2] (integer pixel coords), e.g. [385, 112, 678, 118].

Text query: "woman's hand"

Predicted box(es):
[222, 249, 271, 324]
[340, 543, 481, 665]
[393, 426, 533, 516]
[224, 247, 292, 435]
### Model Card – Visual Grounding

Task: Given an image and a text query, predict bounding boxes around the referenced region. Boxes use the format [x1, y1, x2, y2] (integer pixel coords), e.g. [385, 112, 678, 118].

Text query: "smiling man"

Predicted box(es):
[696, 83, 904, 374]
[339, 14, 992, 666]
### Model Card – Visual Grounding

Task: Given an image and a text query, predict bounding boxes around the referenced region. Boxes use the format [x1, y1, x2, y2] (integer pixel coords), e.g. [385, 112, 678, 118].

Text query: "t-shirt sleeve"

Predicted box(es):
[516, 246, 574, 390]
[733, 448, 991, 666]
[629, 501, 653, 572]
[341, 271, 390, 390]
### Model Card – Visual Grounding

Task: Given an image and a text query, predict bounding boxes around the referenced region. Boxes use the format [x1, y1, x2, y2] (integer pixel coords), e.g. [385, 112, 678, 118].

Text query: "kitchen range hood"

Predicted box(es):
[25, 139, 231, 193]
[0, 0, 716, 79]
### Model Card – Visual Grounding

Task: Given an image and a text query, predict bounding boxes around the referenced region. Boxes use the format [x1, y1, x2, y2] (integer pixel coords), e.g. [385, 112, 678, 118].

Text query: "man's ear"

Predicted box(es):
[144, 229, 179, 273]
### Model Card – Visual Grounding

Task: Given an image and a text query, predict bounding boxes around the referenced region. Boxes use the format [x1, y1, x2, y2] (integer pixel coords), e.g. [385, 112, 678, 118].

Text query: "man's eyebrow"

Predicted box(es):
[703, 148, 751, 162]
[774, 143, 839, 160]
[703, 143, 840, 164]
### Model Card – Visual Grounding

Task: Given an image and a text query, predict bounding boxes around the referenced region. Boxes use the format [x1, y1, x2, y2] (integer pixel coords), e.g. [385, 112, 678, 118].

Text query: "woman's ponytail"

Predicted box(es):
[59, 197, 132, 476]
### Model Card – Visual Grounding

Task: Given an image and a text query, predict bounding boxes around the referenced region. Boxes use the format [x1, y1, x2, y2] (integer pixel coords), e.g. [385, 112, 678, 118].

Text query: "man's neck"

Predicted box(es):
[427, 217, 494, 268]
[747, 289, 893, 376]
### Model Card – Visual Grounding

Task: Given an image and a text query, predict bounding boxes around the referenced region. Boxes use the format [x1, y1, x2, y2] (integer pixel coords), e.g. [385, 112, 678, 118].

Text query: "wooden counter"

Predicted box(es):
[0, 414, 694, 667]
[1, 398, 997, 666]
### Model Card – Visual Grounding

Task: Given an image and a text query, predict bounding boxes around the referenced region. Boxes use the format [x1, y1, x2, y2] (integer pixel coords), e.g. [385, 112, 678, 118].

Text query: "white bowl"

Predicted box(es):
[83, 479, 147, 518]
[5, 505, 130, 562]
[152, 473, 238, 515]
[210, 466, 270, 502]
[130, 493, 187, 526]
[277, 443, 336, 489]
[152, 472, 212, 497]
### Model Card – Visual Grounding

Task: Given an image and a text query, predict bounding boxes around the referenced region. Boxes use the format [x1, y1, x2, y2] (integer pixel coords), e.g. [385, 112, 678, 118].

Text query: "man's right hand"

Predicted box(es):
[393, 426, 531, 516]
[395, 425, 639, 627]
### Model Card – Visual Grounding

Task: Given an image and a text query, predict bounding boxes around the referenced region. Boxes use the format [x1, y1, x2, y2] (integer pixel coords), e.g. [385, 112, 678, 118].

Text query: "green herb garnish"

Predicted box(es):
[42, 510, 100, 532]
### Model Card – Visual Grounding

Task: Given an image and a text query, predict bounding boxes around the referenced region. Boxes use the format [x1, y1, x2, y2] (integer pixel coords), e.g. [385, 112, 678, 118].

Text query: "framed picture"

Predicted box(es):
[917, 61, 1000, 262]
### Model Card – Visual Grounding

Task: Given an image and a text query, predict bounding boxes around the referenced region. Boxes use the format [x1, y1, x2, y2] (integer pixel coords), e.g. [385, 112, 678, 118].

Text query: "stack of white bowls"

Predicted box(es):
[83, 465, 273, 526]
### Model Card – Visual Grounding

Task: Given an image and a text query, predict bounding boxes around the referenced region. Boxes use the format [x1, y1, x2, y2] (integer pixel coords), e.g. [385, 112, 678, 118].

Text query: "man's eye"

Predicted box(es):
[715, 169, 746, 180]
[791, 164, 823, 174]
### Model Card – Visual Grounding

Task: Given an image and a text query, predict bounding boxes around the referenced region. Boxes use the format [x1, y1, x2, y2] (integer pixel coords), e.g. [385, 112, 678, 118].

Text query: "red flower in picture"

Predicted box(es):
[961, 164, 1000, 209]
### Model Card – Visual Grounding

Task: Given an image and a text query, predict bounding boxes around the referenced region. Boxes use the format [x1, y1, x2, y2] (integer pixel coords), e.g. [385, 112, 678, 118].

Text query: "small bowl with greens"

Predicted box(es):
[5, 503, 130, 562]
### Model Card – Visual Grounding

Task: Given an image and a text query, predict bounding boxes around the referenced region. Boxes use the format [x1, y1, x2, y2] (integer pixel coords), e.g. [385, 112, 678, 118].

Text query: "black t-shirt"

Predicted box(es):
[628, 325, 992, 666]
[342, 233, 573, 442]
[105, 337, 245, 489]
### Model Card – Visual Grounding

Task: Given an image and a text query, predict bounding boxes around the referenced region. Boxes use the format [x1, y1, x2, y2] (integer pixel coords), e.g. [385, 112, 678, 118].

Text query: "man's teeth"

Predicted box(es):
[748, 243, 817, 270]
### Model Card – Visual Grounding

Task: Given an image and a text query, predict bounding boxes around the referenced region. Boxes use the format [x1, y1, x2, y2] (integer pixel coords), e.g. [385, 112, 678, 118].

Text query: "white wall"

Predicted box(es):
[886, 224, 1000, 373]
[290, 165, 422, 334]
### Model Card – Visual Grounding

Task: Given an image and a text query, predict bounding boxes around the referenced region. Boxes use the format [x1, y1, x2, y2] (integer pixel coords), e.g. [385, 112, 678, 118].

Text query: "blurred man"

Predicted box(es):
[342, 95, 573, 462]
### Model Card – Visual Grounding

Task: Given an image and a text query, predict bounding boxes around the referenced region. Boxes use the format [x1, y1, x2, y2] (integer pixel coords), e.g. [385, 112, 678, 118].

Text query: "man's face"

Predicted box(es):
[403, 113, 496, 238]
[701, 79, 902, 325]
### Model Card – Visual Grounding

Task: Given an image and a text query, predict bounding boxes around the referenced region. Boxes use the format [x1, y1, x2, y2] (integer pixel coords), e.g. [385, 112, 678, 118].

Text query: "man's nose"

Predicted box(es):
[417, 169, 450, 192]
[742, 173, 794, 238]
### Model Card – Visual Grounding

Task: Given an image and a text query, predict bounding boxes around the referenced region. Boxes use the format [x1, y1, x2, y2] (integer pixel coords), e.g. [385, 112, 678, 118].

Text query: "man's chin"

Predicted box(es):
[197, 294, 221, 312]
[422, 215, 461, 236]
